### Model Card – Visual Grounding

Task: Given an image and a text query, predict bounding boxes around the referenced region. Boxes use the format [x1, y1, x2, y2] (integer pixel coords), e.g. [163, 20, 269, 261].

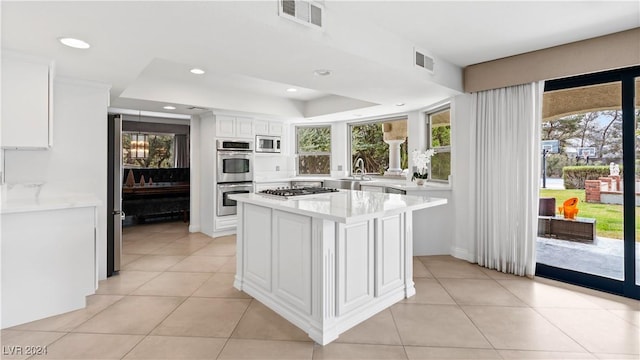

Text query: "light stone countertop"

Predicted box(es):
[253, 177, 452, 191]
[230, 190, 447, 224]
[253, 177, 327, 183]
[367, 181, 452, 192]
[1, 184, 100, 214]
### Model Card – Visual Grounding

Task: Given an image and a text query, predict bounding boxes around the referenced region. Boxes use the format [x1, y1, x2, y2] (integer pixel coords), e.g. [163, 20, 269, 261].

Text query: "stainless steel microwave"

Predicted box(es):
[255, 135, 281, 153]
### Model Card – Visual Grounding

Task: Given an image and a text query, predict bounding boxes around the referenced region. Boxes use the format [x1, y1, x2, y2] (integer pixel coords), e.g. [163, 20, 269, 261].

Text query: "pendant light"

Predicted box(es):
[130, 111, 149, 159]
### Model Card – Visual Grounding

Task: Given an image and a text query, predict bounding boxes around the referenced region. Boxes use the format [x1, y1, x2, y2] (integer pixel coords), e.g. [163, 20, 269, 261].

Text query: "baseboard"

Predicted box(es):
[188, 224, 201, 233]
[450, 246, 475, 262]
[212, 229, 236, 238]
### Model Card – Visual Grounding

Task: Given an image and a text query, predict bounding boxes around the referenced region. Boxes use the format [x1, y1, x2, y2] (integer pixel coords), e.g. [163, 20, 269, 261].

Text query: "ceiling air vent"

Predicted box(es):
[279, 0, 323, 28]
[187, 106, 207, 111]
[414, 49, 435, 73]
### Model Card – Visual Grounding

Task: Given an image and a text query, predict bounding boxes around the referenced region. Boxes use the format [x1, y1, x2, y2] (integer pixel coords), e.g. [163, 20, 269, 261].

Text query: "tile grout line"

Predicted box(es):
[424, 259, 500, 353]
[215, 298, 256, 360]
[116, 224, 195, 359]
[387, 302, 411, 359]
[526, 303, 597, 356]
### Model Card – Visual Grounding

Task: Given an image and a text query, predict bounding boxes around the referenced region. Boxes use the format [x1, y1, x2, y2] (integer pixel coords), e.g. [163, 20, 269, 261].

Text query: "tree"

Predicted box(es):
[351, 123, 408, 174]
[297, 127, 331, 174]
[541, 115, 580, 146]
[123, 133, 174, 168]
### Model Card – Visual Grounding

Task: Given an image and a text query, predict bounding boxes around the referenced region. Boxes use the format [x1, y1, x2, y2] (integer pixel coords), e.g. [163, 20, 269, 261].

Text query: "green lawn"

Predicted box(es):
[539, 189, 640, 240]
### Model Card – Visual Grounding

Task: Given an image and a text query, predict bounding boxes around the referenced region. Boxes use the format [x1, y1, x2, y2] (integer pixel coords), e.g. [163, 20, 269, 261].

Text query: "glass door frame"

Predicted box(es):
[536, 65, 640, 300]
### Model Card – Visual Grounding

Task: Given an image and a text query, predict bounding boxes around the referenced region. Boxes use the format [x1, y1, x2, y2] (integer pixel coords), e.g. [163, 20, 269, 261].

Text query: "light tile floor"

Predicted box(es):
[3, 221, 639, 360]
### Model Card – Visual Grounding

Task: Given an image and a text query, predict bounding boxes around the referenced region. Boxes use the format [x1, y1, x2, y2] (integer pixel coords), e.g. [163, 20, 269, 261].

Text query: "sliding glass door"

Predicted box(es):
[536, 66, 640, 300]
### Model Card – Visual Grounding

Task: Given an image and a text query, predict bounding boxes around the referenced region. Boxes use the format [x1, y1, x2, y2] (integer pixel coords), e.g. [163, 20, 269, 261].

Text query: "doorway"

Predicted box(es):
[536, 66, 640, 299]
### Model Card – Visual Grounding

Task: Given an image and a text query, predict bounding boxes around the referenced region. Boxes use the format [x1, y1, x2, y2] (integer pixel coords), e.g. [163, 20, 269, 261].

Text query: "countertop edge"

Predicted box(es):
[1, 198, 101, 215]
[230, 193, 447, 224]
[253, 178, 452, 191]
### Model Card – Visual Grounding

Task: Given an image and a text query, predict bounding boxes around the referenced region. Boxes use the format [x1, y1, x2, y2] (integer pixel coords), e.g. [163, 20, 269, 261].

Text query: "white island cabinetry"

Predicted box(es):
[230, 190, 446, 344]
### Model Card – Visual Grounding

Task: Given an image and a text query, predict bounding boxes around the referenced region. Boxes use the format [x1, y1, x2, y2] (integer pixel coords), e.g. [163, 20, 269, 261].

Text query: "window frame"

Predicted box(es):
[426, 105, 451, 183]
[347, 116, 408, 177]
[295, 124, 332, 176]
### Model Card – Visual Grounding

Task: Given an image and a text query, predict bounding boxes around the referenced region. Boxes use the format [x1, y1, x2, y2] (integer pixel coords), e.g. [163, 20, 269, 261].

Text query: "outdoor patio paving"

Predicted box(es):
[537, 235, 640, 281]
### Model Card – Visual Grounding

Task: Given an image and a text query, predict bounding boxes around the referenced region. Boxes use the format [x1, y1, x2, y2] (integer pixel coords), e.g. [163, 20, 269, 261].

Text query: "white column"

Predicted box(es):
[385, 139, 404, 176]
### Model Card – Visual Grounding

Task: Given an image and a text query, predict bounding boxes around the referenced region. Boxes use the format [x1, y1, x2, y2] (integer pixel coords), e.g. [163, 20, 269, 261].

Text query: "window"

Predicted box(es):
[350, 119, 408, 176]
[123, 132, 175, 168]
[427, 107, 451, 181]
[296, 126, 331, 175]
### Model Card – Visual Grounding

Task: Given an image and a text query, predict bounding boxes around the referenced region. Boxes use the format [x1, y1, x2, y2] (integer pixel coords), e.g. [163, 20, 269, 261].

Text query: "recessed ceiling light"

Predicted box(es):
[58, 37, 90, 49]
[313, 69, 331, 76]
[190, 68, 205, 75]
[286, 88, 298, 92]
[163, 105, 176, 110]
[395, 103, 405, 107]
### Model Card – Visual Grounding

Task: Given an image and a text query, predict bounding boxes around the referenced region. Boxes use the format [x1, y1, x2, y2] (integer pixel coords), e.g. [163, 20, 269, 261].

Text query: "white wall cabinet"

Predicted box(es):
[1, 52, 54, 149]
[216, 115, 253, 139]
[254, 119, 283, 136]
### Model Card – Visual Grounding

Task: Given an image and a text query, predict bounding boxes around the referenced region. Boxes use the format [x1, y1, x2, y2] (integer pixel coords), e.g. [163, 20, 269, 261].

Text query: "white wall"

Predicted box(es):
[450, 93, 476, 262]
[198, 112, 215, 237]
[4, 77, 110, 278]
[331, 122, 348, 178]
[254, 155, 292, 180]
[189, 114, 201, 233]
[412, 190, 453, 256]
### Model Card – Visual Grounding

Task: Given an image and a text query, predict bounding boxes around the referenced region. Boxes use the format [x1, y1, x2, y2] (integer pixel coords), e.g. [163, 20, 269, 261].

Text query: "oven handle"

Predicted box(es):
[218, 183, 253, 188]
[216, 150, 253, 156]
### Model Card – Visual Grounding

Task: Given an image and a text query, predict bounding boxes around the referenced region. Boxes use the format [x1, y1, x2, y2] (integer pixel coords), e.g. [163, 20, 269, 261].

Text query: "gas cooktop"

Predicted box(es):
[258, 187, 340, 199]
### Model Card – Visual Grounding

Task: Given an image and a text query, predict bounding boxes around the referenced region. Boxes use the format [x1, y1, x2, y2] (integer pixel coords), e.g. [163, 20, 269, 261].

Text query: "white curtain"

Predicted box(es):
[471, 82, 543, 276]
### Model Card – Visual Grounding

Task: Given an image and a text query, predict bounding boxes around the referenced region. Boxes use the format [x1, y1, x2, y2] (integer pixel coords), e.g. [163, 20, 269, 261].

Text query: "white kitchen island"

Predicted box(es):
[229, 190, 447, 345]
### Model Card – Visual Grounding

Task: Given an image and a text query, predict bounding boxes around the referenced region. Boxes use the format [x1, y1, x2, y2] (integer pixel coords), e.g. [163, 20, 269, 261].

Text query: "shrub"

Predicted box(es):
[562, 166, 622, 189]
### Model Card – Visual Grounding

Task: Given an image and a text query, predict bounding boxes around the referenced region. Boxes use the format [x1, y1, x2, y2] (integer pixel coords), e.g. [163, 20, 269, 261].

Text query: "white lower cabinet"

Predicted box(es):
[242, 204, 272, 291]
[1, 206, 96, 328]
[375, 214, 405, 296]
[336, 220, 374, 316]
[272, 210, 312, 314]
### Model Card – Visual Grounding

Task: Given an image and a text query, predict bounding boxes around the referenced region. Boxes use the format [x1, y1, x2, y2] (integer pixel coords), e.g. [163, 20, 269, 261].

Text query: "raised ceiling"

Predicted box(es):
[2, 1, 638, 121]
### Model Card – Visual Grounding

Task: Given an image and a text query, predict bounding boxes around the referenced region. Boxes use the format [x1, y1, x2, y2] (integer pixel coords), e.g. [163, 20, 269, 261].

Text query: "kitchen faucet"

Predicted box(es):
[353, 157, 367, 180]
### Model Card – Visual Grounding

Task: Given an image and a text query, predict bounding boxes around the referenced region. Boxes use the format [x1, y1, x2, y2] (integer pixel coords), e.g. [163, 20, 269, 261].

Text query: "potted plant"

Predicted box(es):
[411, 149, 435, 186]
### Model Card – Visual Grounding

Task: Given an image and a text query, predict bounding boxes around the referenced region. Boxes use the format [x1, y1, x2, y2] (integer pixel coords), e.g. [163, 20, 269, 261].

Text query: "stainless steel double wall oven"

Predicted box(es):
[216, 140, 253, 216]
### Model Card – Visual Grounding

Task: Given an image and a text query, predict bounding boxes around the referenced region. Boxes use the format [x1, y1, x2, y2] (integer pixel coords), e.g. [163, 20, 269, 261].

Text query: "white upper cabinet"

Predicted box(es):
[254, 119, 283, 136]
[216, 115, 253, 139]
[236, 117, 253, 138]
[1, 52, 54, 149]
[268, 122, 283, 136]
[253, 119, 269, 135]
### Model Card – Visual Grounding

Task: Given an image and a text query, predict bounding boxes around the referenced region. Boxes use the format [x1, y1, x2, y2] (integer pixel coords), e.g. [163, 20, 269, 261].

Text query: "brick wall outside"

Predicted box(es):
[585, 179, 601, 203]
[598, 177, 612, 191]
[610, 175, 621, 191]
